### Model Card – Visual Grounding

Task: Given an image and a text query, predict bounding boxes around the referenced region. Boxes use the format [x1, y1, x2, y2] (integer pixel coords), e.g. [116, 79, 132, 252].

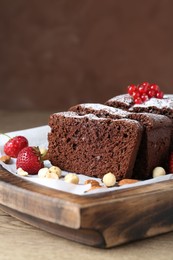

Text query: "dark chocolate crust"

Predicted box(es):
[48, 112, 142, 180]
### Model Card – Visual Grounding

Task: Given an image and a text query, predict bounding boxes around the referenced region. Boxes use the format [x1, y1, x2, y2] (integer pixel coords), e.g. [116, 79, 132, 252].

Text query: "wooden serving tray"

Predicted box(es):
[0, 167, 173, 248]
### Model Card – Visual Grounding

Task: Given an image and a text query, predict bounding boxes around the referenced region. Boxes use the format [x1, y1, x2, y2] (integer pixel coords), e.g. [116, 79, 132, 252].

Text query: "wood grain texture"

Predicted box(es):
[1, 167, 173, 248]
[1, 208, 173, 260]
[0, 205, 105, 248]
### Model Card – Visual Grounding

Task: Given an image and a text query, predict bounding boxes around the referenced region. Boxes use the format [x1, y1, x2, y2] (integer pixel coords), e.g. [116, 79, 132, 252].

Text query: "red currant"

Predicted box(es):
[141, 93, 149, 102]
[126, 81, 164, 104]
[148, 89, 156, 98]
[156, 91, 164, 99]
[149, 84, 160, 92]
[134, 97, 143, 104]
[141, 82, 150, 87]
[138, 84, 149, 94]
[127, 85, 137, 95]
[132, 91, 140, 99]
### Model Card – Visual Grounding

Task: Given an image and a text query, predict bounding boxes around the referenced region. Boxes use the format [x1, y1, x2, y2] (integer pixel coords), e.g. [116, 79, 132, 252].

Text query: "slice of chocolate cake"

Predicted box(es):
[69, 103, 129, 119]
[131, 95, 173, 118]
[128, 113, 172, 179]
[48, 111, 142, 180]
[131, 96, 173, 152]
[105, 94, 173, 151]
[105, 94, 173, 116]
[105, 94, 134, 110]
[69, 103, 172, 179]
[105, 94, 173, 120]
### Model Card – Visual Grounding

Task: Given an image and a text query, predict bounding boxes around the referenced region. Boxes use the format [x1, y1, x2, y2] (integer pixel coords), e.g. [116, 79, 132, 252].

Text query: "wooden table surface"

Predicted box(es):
[1, 110, 173, 260]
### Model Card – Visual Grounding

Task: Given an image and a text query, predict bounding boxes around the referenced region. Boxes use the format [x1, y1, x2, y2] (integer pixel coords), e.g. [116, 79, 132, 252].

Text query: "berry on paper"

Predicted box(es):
[16, 146, 44, 175]
[4, 135, 28, 158]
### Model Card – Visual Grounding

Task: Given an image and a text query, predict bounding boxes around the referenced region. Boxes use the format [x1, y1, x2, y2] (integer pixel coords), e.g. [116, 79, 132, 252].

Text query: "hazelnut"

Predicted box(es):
[46, 171, 59, 179]
[103, 172, 116, 187]
[39, 147, 48, 160]
[38, 167, 60, 179]
[64, 173, 79, 184]
[49, 166, 61, 177]
[38, 167, 49, 178]
[17, 167, 28, 176]
[152, 167, 166, 178]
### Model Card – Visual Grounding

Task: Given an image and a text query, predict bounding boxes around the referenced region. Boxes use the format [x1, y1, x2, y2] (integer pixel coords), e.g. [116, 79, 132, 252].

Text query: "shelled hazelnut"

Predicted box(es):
[17, 167, 29, 176]
[152, 167, 166, 178]
[38, 166, 61, 179]
[103, 172, 116, 187]
[64, 173, 79, 184]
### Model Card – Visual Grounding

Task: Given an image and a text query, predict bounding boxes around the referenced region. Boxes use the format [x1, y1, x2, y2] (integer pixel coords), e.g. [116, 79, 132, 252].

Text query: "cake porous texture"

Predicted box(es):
[105, 93, 173, 151]
[48, 111, 142, 180]
[48, 92, 173, 182]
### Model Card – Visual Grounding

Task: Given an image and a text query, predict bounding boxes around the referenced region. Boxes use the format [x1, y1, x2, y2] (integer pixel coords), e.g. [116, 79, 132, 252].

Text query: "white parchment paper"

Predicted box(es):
[0, 125, 173, 195]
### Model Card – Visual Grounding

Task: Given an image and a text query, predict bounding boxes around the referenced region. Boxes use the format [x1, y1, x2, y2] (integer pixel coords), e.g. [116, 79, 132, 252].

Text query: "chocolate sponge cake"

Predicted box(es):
[105, 94, 173, 121]
[132, 96, 173, 152]
[105, 94, 134, 110]
[128, 113, 172, 179]
[105, 94, 173, 151]
[48, 111, 142, 180]
[69, 103, 172, 179]
[105, 94, 173, 117]
[131, 95, 173, 118]
[69, 103, 129, 119]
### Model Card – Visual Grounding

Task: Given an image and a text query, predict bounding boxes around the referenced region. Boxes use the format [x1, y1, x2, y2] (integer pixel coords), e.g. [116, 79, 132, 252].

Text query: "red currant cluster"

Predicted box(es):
[127, 82, 164, 104]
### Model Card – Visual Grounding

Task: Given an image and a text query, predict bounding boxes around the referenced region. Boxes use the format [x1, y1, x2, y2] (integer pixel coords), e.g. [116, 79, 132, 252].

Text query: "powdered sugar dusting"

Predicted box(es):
[78, 103, 129, 117]
[133, 96, 173, 110]
[164, 94, 173, 99]
[106, 94, 133, 104]
[54, 111, 104, 120]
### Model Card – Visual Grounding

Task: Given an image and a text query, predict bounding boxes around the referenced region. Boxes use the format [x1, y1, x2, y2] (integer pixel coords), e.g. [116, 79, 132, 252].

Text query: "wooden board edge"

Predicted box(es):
[0, 204, 106, 248]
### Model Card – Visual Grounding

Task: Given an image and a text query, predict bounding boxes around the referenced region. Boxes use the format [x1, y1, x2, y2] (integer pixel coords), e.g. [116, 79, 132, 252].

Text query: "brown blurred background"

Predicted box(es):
[0, 0, 173, 111]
